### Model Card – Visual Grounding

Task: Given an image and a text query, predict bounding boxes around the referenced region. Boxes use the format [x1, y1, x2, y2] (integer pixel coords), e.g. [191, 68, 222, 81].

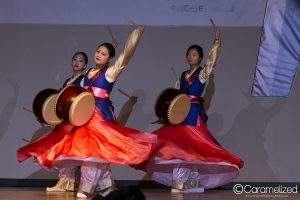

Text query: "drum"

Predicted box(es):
[154, 88, 191, 125]
[56, 85, 95, 127]
[32, 89, 61, 125]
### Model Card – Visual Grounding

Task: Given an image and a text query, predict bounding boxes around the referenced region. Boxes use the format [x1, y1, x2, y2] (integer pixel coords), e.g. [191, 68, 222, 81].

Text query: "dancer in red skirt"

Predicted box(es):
[17, 52, 88, 192]
[140, 19, 244, 193]
[35, 19, 157, 198]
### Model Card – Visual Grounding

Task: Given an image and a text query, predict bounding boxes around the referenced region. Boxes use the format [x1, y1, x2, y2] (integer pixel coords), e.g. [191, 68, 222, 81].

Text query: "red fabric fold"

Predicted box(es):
[36, 108, 157, 168]
[151, 124, 243, 168]
[17, 124, 72, 163]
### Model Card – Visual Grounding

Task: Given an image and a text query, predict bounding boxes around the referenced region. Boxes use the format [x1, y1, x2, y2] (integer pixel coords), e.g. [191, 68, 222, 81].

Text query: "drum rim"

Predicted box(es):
[55, 84, 81, 122]
[32, 88, 59, 124]
[55, 84, 74, 108]
[154, 87, 174, 119]
[69, 91, 95, 126]
[55, 85, 72, 114]
[167, 93, 191, 125]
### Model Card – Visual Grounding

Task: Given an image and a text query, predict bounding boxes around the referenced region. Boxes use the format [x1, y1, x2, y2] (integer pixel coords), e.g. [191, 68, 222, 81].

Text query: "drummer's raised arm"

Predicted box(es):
[105, 26, 144, 83]
[199, 39, 221, 83]
[199, 19, 221, 83]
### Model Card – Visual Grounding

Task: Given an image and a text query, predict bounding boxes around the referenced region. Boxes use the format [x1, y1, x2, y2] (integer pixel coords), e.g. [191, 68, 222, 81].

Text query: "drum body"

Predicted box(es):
[32, 89, 61, 125]
[155, 88, 191, 125]
[56, 85, 95, 127]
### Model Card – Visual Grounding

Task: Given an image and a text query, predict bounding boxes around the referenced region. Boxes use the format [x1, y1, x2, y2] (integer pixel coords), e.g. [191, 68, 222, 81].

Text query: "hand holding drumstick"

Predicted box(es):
[210, 18, 220, 40]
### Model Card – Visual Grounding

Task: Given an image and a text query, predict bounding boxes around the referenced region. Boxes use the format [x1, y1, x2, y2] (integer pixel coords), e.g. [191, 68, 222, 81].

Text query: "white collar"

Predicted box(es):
[66, 73, 83, 86]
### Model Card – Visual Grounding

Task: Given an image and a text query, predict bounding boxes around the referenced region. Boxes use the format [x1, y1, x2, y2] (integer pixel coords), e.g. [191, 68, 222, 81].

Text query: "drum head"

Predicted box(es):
[69, 92, 95, 126]
[167, 94, 191, 125]
[42, 93, 61, 125]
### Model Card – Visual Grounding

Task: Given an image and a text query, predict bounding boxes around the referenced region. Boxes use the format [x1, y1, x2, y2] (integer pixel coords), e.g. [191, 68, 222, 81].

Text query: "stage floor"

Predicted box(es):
[0, 187, 300, 200]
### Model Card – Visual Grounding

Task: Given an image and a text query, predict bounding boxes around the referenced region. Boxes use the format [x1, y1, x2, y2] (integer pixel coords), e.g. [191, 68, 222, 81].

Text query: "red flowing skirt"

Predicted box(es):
[152, 125, 243, 167]
[36, 108, 157, 168]
[17, 124, 73, 163]
[139, 119, 244, 189]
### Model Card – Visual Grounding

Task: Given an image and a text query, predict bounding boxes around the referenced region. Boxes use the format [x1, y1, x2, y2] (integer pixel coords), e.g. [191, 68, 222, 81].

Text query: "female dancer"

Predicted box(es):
[35, 20, 157, 198]
[141, 19, 244, 193]
[62, 52, 88, 88]
[17, 51, 88, 192]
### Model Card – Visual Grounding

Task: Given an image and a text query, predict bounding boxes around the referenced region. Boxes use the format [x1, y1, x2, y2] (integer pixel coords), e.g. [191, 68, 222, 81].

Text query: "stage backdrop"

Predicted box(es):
[1, 0, 300, 183]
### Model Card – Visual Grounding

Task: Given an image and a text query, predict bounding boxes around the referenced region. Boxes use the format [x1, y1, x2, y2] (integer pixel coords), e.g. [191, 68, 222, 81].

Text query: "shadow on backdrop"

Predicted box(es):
[0, 78, 20, 141]
[207, 112, 225, 138]
[117, 88, 138, 126]
[120, 89, 153, 131]
[219, 89, 286, 181]
[203, 72, 216, 112]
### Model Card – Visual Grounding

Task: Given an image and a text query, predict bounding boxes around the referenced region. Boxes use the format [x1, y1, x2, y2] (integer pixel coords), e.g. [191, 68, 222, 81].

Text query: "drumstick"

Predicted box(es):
[151, 119, 164, 124]
[106, 26, 116, 41]
[107, 26, 119, 48]
[23, 107, 45, 127]
[118, 89, 131, 99]
[171, 67, 179, 80]
[23, 107, 46, 127]
[21, 138, 31, 143]
[23, 107, 33, 113]
[210, 18, 216, 28]
[124, 16, 139, 27]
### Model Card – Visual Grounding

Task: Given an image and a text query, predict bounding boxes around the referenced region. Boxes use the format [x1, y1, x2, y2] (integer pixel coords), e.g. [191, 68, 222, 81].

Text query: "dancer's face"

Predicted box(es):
[94, 46, 111, 65]
[72, 54, 87, 72]
[186, 49, 201, 66]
